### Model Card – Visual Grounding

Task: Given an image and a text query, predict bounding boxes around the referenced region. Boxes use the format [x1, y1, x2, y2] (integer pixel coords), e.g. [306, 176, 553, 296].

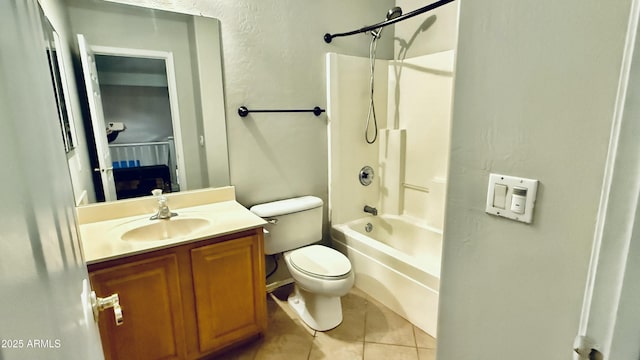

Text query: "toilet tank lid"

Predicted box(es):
[250, 196, 323, 217]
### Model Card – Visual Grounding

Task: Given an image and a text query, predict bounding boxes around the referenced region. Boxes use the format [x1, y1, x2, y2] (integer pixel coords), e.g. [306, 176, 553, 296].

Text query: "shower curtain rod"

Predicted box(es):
[323, 0, 455, 43]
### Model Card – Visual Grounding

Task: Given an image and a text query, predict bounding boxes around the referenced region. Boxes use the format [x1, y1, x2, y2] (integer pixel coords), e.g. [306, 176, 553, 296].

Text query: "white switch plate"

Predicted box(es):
[486, 173, 538, 223]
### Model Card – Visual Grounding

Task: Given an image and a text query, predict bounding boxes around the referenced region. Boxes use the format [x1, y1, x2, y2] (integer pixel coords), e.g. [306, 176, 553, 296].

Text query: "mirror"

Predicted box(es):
[39, 5, 77, 153]
[63, 0, 230, 203]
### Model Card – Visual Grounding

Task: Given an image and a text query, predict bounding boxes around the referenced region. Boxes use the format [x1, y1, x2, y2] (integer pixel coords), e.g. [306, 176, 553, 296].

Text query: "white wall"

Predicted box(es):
[437, 1, 632, 359]
[326, 54, 388, 225]
[386, 51, 454, 230]
[39, 0, 96, 205]
[386, 0, 458, 229]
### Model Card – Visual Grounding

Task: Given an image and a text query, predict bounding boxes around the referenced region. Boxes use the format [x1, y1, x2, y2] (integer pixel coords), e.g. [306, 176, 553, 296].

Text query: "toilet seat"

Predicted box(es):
[288, 245, 351, 280]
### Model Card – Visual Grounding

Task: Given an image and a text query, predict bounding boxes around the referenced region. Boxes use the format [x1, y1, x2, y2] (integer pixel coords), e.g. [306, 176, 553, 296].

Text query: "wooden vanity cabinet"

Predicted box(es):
[89, 254, 186, 360]
[88, 228, 266, 360]
[191, 235, 266, 353]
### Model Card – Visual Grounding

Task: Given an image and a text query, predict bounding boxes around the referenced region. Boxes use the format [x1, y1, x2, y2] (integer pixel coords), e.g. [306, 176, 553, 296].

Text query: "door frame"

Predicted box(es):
[576, 0, 640, 358]
[90, 45, 188, 191]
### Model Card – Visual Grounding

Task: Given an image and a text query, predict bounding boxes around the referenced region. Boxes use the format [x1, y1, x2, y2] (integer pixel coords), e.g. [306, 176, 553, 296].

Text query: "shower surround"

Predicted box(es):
[326, 50, 454, 336]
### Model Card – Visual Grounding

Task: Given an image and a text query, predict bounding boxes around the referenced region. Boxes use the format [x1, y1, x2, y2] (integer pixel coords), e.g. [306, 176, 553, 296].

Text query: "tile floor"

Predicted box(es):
[216, 285, 436, 360]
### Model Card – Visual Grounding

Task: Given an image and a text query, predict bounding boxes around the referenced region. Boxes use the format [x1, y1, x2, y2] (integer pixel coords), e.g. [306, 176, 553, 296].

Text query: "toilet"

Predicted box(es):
[250, 196, 354, 331]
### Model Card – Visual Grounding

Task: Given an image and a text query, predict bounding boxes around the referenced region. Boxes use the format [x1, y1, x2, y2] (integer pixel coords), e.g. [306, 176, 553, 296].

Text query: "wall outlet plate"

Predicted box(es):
[485, 173, 539, 224]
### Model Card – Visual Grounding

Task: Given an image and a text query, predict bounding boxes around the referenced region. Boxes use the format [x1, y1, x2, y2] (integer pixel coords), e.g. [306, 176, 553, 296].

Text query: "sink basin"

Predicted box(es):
[120, 218, 211, 242]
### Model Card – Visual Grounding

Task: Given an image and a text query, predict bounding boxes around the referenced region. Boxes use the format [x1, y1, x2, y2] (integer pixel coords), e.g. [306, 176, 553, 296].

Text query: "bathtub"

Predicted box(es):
[331, 215, 441, 336]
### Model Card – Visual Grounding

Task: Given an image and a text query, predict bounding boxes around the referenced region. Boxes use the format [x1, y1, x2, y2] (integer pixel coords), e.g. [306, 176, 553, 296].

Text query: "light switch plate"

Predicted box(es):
[486, 173, 538, 223]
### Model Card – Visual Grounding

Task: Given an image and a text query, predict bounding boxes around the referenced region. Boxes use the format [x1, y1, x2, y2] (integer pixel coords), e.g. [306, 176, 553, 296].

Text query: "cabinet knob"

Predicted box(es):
[91, 291, 123, 326]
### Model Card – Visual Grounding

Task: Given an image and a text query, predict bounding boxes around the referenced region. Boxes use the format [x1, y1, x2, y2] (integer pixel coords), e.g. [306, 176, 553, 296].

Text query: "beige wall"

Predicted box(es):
[437, 1, 632, 359]
[105, 0, 395, 212]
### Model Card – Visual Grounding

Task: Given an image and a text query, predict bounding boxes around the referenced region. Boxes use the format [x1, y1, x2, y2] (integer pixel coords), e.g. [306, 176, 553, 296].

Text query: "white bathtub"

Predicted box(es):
[331, 215, 441, 336]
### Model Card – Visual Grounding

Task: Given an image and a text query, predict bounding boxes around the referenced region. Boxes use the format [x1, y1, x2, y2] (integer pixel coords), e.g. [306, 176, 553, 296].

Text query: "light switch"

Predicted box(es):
[486, 173, 539, 224]
[510, 187, 527, 214]
[493, 184, 507, 209]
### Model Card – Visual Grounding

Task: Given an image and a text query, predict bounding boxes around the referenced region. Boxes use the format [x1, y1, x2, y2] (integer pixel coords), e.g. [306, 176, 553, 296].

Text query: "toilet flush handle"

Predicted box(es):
[265, 218, 278, 224]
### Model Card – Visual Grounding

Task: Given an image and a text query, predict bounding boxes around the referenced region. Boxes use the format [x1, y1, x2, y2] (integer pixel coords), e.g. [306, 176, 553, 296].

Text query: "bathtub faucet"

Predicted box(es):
[363, 205, 378, 216]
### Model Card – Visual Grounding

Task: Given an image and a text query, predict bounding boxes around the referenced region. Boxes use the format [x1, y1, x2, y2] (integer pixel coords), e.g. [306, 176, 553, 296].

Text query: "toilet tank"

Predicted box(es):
[250, 196, 323, 255]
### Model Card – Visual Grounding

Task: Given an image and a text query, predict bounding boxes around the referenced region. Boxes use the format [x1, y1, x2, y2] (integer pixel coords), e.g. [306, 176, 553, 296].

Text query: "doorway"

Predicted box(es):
[79, 39, 187, 201]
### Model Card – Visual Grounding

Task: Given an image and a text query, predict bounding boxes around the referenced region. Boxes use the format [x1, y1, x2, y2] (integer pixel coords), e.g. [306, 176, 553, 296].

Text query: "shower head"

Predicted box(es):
[386, 6, 403, 21]
[372, 6, 403, 38]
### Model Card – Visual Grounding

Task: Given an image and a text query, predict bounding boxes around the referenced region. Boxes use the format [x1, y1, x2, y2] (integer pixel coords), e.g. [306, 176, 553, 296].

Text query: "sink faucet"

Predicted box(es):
[150, 189, 177, 220]
[363, 205, 378, 216]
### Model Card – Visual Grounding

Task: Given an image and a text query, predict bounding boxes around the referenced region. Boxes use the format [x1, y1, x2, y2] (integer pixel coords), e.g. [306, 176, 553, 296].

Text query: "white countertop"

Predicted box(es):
[77, 188, 266, 264]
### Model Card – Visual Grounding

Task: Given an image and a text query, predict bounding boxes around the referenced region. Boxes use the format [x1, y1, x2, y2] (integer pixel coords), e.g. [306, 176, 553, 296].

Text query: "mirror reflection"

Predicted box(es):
[97, 55, 180, 198]
[39, 5, 76, 153]
[64, 0, 230, 203]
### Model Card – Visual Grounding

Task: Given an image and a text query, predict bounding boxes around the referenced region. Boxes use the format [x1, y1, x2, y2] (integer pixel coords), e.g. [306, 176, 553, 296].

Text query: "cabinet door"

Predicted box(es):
[191, 235, 266, 353]
[90, 254, 186, 360]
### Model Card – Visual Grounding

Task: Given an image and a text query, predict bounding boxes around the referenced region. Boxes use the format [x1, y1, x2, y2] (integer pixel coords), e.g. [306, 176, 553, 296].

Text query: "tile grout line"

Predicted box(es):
[305, 327, 316, 360]
[364, 340, 423, 349]
[413, 325, 420, 360]
[361, 292, 369, 359]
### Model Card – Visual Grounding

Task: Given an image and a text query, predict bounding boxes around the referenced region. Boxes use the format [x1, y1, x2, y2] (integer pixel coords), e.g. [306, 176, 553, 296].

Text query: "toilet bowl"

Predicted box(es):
[249, 196, 354, 331]
[284, 245, 354, 331]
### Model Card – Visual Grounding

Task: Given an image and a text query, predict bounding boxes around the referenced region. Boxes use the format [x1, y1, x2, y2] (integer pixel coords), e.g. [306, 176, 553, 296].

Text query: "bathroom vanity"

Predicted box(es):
[77, 187, 267, 359]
